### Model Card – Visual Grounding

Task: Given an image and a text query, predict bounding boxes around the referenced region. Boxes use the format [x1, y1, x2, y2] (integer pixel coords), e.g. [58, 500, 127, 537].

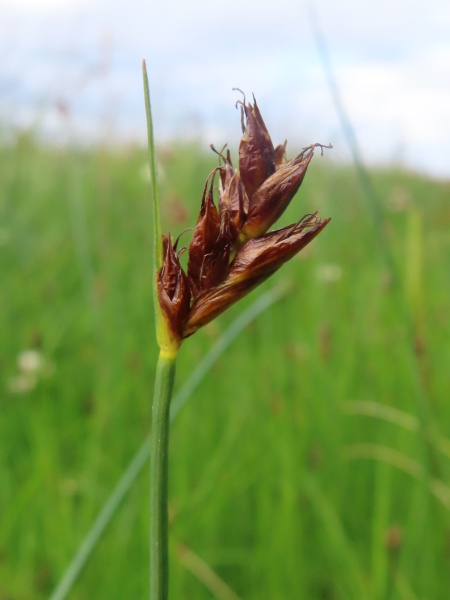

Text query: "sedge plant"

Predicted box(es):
[143, 62, 332, 600]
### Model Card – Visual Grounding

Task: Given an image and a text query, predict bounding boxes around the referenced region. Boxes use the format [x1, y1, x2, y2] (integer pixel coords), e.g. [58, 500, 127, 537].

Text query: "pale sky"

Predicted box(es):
[1, 0, 449, 178]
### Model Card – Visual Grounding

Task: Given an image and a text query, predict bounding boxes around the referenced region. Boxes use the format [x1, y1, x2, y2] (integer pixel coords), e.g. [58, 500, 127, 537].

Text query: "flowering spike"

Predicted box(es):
[156, 234, 191, 344]
[239, 146, 316, 242]
[156, 94, 332, 343]
[238, 95, 276, 202]
[188, 170, 231, 298]
[218, 150, 247, 247]
[183, 215, 331, 337]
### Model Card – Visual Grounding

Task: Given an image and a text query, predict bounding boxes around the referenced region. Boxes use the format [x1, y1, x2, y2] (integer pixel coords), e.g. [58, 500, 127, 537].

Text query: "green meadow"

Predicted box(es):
[1, 134, 450, 599]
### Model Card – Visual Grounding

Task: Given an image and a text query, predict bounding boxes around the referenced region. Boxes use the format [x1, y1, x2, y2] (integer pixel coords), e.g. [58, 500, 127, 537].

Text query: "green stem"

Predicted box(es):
[150, 350, 177, 600]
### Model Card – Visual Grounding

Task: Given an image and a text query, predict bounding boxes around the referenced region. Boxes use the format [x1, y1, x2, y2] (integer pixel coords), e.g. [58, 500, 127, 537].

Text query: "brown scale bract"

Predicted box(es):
[188, 170, 231, 299]
[217, 150, 246, 247]
[238, 95, 276, 202]
[240, 146, 315, 241]
[156, 234, 191, 341]
[183, 214, 330, 338]
[274, 140, 287, 167]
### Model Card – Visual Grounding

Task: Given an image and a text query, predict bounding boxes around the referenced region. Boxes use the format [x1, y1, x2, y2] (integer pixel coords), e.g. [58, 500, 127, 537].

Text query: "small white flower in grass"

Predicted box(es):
[18, 349, 44, 374]
[8, 349, 54, 394]
[316, 263, 343, 283]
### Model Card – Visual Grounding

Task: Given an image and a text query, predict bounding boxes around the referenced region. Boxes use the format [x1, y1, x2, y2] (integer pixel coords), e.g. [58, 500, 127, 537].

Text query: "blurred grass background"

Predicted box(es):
[1, 133, 450, 599]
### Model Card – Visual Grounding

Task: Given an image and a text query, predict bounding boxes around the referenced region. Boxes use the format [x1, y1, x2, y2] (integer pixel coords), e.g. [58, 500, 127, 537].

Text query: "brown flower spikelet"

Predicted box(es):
[156, 234, 191, 341]
[184, 214, 330, 337]
[239, 146, 315, 242]
[217, 149, 246, 246]
[156, 93, 331, 344]
[187, 170, 231, 299]
[237, 94, 276, 202]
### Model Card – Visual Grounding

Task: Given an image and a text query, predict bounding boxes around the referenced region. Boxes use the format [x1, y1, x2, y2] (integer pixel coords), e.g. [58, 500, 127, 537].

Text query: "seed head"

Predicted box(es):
[236, 92, 276, 202]
[240, 146, 315, 242]
[184, 213, 330, 337]
[156, 234, 191, 341]
[156, 93, 332, 344]
[187, 169, 231, 299]
[216, 149, 246, 246]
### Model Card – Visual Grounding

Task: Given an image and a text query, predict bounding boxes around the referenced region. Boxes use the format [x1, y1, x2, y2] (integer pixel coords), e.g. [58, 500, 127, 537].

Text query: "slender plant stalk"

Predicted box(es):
[150, 350, 177, 600]
[143, 59, 179, 600]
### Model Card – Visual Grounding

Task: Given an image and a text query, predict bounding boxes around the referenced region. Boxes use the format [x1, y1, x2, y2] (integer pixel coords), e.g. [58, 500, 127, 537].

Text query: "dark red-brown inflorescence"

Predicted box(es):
[156, 234, 191, 341]
[156, 94, 332, 343]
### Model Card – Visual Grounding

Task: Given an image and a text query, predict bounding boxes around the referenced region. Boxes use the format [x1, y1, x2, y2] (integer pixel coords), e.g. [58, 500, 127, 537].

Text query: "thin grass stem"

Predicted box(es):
[150, 351, 177, 600]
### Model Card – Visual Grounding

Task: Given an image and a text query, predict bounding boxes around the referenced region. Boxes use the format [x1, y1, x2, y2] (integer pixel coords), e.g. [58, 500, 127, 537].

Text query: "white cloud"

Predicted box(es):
[0, 0, 449, 178]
